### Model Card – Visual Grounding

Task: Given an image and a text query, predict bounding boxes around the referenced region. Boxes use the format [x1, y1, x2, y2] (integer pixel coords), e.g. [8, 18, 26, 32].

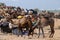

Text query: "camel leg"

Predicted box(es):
[17, 28, 20, 37]
[49, 26, 55, 38]
[38, 25, 45, 38]
[28, 25, 38, 37]
[26, 27, 30, 37]
[28, 27, 35, 37]
[20, 28, 23, 37]
[17, 28, 23, 37]
[41, 27, 45, 38]
[28, 28, 32, 36]
[32, 30, 34, 37]
[17, 29, 20, 37]
[49, 20, 55, 38]
[38, 27, 40, 38]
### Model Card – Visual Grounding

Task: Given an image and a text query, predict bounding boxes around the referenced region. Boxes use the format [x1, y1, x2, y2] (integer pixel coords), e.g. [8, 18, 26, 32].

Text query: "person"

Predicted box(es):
[28, 11, 33, 18]
[32, 16, 45, 38]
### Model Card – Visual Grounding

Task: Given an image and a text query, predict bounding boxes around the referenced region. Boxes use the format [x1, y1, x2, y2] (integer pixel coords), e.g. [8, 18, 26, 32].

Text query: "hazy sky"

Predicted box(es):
[0, 0, 60, 10]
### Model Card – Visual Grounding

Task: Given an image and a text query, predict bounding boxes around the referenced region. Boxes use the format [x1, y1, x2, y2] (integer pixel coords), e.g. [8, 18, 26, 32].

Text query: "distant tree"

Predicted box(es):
[0, 3, 6, 6]
[34, 8, 40, 12]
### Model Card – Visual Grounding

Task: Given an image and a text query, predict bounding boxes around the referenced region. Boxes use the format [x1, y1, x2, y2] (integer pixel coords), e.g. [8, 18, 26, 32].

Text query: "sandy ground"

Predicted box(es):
[0, 18, 60, 40]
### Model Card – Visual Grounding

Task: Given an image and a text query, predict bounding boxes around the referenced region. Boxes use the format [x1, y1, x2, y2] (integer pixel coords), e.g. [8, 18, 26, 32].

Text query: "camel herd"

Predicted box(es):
[0, 5, 60, 38]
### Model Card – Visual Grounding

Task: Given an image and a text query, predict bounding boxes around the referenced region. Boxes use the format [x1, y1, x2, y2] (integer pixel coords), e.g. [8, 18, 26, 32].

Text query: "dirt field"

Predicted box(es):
[0, 18, 60, 40]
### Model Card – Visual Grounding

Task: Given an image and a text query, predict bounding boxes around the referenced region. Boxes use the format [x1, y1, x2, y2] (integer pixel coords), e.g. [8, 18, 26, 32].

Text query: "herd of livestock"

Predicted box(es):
[0, 5, 59, 38]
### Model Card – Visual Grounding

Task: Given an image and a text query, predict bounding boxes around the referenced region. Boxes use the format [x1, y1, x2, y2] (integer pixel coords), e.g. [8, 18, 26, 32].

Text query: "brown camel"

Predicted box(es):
[28, 14, 55, 38]
[9, 16, 32, 37]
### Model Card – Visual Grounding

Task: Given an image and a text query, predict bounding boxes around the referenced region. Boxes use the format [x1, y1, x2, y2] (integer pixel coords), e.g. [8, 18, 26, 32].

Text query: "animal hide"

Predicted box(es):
[20, 17, 27, 25]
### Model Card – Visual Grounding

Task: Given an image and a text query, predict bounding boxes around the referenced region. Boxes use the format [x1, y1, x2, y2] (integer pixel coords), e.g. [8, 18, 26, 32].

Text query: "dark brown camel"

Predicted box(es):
[18, 16, 32, 37]
[10, 16, 32, 37]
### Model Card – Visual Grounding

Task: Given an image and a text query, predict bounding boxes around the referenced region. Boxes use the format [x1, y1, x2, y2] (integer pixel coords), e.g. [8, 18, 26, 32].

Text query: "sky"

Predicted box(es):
[0, 0, 60, 10]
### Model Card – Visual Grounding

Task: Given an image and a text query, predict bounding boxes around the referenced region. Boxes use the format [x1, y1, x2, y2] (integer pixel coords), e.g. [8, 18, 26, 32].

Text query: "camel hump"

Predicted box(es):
[20, 17, 27, 25]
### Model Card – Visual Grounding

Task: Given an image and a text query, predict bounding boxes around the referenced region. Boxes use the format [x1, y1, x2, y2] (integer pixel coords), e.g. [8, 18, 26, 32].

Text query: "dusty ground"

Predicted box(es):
[0, 18, 60, 40]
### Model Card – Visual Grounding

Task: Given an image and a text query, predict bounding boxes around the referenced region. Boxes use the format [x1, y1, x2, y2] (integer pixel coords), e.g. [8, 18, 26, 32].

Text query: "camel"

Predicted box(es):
[28, 13, 55, 38]
[7, 16, 32, 37]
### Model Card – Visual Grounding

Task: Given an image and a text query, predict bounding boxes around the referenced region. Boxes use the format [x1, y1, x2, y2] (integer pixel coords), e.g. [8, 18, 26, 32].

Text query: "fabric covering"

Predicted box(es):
[32, 21, 36, 26]
[17, 16, 23, 19]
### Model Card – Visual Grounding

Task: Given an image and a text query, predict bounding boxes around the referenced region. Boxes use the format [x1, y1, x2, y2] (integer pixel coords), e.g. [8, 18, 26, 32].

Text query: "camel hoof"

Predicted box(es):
[38, 36, 40, 38]
[21, 35, 23, 37]
[49, 35, 53, 38]
[17, 35, 19, 37]
[43, 36, 45, 38]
